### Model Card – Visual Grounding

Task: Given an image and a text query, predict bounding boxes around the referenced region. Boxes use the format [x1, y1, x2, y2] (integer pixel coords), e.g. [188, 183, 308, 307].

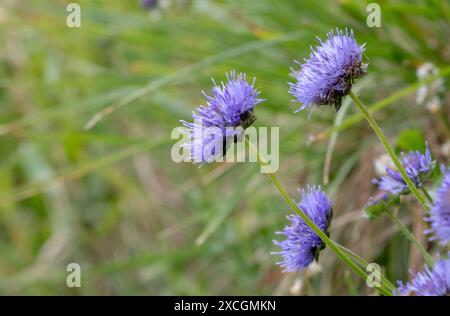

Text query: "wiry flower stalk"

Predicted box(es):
[385, 211, 434, 267]
[350, 91, 430, 212]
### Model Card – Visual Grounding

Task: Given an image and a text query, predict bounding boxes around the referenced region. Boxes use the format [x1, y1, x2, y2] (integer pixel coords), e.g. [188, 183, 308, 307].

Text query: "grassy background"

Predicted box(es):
[0, 0, 449, 295]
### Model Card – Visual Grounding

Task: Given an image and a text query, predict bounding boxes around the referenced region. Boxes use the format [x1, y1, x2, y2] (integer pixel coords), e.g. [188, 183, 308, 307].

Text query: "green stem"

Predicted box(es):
[244, 138, 392, 296]
[385, 211, 434, 267]
[421, 187, 433, 204]
[335, 243, 396, 292]
[349, 91, 429, 212]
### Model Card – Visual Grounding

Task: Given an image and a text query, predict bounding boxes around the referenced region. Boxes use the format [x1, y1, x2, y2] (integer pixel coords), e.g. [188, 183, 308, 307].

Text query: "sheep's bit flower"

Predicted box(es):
[273, 186, 333, 272]
[426, 167, 450, 244]
[181, 71, 263, 163]
[395, 254, 450, 296]
[289, 28, 367, 113]
[372, 144, 434, 195]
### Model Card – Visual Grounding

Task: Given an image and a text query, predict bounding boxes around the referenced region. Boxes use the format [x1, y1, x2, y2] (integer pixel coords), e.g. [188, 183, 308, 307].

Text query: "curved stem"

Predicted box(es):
[244, 137, 392, 296]
[336, 243, 396, 292]
[349, 91, 429, 212]
[421, 187, 433, 204]
[385, 211, 434, 267]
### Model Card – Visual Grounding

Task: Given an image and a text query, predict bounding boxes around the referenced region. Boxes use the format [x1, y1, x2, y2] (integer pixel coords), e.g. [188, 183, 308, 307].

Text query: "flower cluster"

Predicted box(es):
[395, 254, 450, 296]
[372, 145, 434, 195]
[272, 186, 333, 272]
[180, 28, 450, 296]
[289, 28, 366, 113]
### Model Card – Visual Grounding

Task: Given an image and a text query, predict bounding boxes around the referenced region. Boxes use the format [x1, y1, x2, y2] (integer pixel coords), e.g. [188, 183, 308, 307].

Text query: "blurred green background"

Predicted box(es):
[0, 0, 449, 295]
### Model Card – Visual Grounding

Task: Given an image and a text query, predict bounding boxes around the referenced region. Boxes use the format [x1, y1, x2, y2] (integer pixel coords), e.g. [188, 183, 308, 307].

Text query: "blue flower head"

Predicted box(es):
[273, 186, 333, 272]
[395, 254, 450, 296]
[426, 167, 450, 244]
[372, 144, 434, 195]
[181, 71, 263, 163]
[289, 28, 366, 113]
[141, 0, 158, 10]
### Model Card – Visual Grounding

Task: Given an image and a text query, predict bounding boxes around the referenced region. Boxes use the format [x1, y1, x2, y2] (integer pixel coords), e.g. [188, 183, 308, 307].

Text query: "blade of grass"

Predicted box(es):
[0, 87, 135, 137]
[0, 138, 171, 207]
[323, 78, 369, 184]
[195, 164, 257, 246]
[84, 30, 306, 129]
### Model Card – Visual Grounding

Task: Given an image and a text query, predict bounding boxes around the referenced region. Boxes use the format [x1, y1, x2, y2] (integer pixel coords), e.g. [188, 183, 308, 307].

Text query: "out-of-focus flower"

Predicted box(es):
[290, 277, 304, 295]
[273, 186, 333, 272]
[372, 144, 434, 195]
[373, 153, 396, 176]
[426, 167, 450, 244]
[181, 71, 263, 163]
[140, 0, 158, 10]
[289, 28, 366, 114]
[0, 3, 9, 24]
[416, 62, 444, 112]
[441, 141, 450, 159]
[395, 254, 450, 296]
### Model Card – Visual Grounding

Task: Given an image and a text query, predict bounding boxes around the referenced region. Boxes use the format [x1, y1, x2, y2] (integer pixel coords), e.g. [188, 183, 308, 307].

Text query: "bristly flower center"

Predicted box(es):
[238, 110, 257, 130]
[221, 110, 257, 157]
[321, 60, 367, 111]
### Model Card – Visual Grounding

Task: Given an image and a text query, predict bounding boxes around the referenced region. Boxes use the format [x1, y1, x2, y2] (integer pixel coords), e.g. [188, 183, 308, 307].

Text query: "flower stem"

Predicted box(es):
[336, 243, 396, 292]
[385, 211, 434, 267]
[244, 137, 392, 296]
[421, 187, 433, 204]
[349, 91, 429, 212]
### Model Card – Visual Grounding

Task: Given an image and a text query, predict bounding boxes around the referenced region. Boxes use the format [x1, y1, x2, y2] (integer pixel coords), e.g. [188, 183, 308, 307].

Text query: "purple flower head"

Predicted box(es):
[289, 28, 366, 114]
[181, 71, 263, 163]
[372, 144, 434, 195]
[426, 167, 450, 244]
[273, 186, 333, 272]
[395, 254, 450, 296]
[141, 0, 158, 10]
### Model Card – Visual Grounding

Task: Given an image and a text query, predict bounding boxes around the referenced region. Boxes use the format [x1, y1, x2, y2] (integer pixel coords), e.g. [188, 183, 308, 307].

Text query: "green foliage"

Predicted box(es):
[396, 129, 426, 152]
[364, 195, 400, 220]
